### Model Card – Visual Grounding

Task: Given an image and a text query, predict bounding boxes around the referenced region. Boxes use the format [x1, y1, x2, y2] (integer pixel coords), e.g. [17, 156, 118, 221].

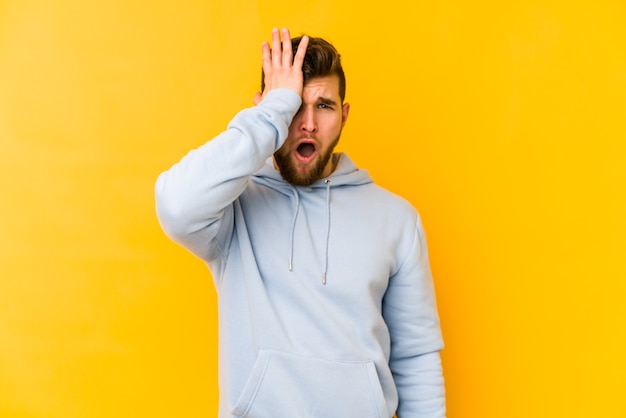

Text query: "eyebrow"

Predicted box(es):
[317, 97, 338, 107]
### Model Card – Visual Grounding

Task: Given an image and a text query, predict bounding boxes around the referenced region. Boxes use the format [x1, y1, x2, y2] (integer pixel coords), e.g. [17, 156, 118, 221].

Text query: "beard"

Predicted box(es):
[274, 135, 340, 187]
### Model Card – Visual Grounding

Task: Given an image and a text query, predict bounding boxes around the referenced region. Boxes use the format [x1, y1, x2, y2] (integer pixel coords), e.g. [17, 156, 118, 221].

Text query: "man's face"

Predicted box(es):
[274, 75, 350, 187]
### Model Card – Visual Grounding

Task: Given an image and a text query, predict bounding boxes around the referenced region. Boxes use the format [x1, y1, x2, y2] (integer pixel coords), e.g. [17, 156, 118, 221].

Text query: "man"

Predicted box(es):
[156, 28, 445, 418]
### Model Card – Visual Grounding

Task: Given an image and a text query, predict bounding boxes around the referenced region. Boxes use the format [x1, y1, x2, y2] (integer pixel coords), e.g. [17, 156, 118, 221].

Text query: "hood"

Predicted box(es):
[250, 152, 372, 285]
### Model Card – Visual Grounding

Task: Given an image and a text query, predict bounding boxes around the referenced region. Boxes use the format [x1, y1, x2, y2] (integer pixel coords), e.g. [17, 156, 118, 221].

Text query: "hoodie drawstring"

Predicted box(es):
[287, 180, 332, 285]
[322, 179, 332, 285]
[288, 188, 300, 272]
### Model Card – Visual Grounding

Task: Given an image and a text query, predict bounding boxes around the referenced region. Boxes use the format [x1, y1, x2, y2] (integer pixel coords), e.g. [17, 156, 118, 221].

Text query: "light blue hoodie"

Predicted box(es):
[155, 89, 445, 417]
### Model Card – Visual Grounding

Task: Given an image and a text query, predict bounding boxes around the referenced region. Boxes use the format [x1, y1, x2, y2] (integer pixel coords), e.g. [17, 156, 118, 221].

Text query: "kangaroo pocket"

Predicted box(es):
[231, 350, 388, 418]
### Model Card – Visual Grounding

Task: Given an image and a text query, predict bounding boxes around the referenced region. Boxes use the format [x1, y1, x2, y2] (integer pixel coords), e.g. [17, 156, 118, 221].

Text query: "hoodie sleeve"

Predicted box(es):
[383, 215, 446, 417]
[155, 89, 302, 262]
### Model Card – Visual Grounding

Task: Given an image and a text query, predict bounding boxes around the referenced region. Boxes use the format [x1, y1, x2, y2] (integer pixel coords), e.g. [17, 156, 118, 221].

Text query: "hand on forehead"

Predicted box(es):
[253, 28, 309, 106]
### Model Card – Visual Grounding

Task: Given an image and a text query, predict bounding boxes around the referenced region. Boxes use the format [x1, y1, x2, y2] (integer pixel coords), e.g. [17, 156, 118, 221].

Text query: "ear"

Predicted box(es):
[341, 102, 350, 128]
[253, 92, 263, 106]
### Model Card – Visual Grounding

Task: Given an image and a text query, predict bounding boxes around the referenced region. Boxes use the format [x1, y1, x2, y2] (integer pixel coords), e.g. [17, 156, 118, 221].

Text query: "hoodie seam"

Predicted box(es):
[389, 218, 420, 278]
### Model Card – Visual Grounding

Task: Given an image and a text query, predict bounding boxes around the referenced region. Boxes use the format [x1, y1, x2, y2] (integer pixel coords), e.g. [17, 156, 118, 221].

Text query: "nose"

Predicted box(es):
[298, 105, 317, 133]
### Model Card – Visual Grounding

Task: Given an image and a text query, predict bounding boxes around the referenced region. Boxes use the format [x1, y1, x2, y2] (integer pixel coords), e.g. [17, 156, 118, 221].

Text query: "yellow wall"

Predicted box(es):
[1, 1, 625, 417]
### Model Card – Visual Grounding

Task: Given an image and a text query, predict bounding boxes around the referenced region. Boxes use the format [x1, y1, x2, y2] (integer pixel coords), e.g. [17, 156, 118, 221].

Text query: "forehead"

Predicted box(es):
[302, 75, 341, 101]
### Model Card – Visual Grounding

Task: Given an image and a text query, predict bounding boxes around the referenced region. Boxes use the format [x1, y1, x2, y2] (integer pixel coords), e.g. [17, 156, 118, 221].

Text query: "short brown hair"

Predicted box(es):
[261, 35, 346, 103]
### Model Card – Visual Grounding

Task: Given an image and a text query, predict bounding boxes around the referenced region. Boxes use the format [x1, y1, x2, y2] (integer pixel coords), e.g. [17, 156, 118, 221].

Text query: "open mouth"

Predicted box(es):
[295, 140, 318, 162]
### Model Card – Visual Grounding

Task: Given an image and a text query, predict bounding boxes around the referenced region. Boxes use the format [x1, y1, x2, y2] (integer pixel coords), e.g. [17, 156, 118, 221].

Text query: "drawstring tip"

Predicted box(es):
[322, 273, 327, 285]
[289, 259, 293, 272]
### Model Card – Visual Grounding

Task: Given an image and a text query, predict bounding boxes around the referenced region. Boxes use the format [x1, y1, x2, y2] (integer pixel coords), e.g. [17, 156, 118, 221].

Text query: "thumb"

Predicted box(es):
[253, 92, 263, 106]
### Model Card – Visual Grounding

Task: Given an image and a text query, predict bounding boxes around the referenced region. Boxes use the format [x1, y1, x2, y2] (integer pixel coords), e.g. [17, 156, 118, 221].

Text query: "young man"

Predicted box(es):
[156, 28, 446, 418]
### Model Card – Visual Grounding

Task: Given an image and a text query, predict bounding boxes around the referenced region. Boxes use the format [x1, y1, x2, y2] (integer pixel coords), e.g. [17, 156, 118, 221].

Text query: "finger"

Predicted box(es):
[281, 28, 293, 67]
[292, 35, 309, 71]
[261, 41, 271, 77]
[271, 28, 281, 68]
